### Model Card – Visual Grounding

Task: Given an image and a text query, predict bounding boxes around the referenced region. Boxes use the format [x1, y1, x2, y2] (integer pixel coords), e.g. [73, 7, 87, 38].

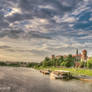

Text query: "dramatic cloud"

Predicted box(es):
[0, 0, 92, 62]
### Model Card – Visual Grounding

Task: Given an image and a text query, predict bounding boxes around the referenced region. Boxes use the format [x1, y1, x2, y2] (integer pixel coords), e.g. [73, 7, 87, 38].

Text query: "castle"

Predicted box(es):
[52, 49, 88, 62]
[73, 49, 88, 62]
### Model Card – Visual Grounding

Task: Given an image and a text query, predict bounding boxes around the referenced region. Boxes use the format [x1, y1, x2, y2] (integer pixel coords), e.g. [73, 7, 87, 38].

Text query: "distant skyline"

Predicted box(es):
[0, 0, 92, 62]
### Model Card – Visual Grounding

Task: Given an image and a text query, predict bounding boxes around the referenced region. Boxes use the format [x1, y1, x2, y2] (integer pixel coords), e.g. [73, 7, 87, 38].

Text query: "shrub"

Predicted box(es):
[0, 62, 7, 66]
[87, 58, 92, 69]
[60, 61, 74, 67]
[60, 61, 66, 66]
[80, 61, 86, 68]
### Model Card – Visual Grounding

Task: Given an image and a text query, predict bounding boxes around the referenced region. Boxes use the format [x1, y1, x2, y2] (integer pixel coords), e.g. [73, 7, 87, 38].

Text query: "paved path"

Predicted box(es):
[0, 67, 92, 92]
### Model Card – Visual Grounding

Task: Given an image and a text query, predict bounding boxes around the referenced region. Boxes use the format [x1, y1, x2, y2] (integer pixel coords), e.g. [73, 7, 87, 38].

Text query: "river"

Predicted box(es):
[0, 67, 92, 92]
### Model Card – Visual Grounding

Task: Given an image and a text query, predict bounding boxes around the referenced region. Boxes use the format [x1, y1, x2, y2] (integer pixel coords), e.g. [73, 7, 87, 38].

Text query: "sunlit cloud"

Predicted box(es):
[0, 0, 92, 62]
[4, 7, 22, 17]
[38, 5, 55, 10]
[9, 18, 49, 33]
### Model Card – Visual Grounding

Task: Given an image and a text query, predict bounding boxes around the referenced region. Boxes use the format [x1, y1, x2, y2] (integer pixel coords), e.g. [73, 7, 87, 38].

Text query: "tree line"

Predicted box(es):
[35, 54, 92, 69]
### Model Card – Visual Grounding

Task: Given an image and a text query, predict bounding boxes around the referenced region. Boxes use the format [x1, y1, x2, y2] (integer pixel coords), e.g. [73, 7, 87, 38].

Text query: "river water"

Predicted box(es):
[0, 67, 92, 92]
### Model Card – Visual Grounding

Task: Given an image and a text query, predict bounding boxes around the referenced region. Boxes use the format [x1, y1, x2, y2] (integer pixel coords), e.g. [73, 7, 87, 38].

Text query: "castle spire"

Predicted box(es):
[76, 49, 78, 56]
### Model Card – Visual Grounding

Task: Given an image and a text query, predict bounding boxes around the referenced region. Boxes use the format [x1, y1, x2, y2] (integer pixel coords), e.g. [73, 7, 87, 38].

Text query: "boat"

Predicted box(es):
[50, 70, 72, 80]
[40, 70, 51, 75]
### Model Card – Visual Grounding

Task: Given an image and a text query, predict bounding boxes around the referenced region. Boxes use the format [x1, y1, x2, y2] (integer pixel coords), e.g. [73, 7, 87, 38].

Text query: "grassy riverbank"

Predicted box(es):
[36, 67, 92, 76]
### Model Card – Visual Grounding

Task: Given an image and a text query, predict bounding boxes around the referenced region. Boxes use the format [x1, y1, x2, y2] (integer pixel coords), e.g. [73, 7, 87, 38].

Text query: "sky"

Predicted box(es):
[0, 0, 92, 62]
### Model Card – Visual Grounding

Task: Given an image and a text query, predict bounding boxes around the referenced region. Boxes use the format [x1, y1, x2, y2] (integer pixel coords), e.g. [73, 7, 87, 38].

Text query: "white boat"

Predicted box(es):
[50, 70, 72, 80]
[40, 70, 51, 75]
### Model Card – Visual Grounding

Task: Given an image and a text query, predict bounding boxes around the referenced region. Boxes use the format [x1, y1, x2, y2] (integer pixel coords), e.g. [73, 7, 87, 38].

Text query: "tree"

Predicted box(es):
[61, 54, 75, 67]
[42, 57, 51, 67]
[52, 58, 57, 66]
[57, 56, 64, 66]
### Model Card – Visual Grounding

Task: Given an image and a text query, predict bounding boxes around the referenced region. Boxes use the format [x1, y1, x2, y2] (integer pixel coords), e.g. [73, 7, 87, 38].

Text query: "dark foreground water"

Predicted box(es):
[0, 67, 92, 92]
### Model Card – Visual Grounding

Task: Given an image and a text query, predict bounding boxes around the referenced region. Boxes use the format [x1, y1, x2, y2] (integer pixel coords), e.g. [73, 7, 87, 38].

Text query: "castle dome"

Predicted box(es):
[82, 49, 87, 52]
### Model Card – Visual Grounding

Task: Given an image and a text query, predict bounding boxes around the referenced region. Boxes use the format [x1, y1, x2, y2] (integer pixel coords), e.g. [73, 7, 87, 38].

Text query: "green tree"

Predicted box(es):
[57, 56, 64, 66]
[61, 54, 75, 67]
[52, 58, 57, 66]
[42, 57, 51, 67]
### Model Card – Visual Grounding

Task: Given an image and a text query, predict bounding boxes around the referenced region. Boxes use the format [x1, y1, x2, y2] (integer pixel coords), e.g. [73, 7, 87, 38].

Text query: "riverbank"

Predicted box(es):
[36, 67, 92, 76]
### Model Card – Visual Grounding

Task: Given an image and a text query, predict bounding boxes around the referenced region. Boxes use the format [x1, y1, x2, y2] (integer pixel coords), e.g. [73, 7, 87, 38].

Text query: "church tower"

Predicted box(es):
[75, 49, 79, 61]
[81, 49, 87, 62]
[76, 49, 78, 56]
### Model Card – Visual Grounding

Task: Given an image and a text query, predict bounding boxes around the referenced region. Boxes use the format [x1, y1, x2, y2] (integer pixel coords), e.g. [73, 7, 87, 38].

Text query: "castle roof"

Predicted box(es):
[82, 49, 87, 52]
[72, 54, 82, 57]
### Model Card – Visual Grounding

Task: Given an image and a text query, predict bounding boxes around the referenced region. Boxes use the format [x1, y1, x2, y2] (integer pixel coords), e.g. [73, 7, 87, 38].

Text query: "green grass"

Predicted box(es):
[37, 66, 92, 76]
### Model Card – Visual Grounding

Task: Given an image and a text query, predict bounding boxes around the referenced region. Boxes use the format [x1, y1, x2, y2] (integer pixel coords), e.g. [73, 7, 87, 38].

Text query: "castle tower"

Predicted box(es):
[81, 49, 87, 62]
[75, 49, 79, 62]
[52, 55, 55, 59]
[76, 49, 78, 56]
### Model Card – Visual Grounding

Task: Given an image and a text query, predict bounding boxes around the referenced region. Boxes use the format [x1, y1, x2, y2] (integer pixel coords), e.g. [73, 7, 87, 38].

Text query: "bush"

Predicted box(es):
[60, 61, 74, 67]
[87, 58, 92, 69]
[80, 61, 86, 68]
[0, 62, 7, 66]
[8, 63, 20, 67]
[60, 61, 66, 66]
[65, 61, 74, 67]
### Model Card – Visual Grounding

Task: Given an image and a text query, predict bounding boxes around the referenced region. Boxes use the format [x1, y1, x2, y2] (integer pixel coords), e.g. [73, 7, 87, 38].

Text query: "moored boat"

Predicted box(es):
[50, 70, 72, 80]
[40, 70, 51, 75]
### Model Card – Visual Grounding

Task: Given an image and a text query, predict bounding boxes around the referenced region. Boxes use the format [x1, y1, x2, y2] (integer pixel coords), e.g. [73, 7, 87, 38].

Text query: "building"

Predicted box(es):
[81, 49, 87, 62]
[56, 55, 63, 59]
[72, 49, 88, 62]
[72, 54, 82, 62]
[51, 49, 88, 62]
[51, 55, 55, 59]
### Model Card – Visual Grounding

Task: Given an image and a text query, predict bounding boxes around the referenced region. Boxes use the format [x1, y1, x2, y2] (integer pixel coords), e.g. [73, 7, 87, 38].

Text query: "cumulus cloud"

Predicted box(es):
[0, 0, 92, 62]
[38, 5, 55, 10]
[89, 17, 92, 21]
[53, 14, 76, 23]
[4, 7, 22, 17]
